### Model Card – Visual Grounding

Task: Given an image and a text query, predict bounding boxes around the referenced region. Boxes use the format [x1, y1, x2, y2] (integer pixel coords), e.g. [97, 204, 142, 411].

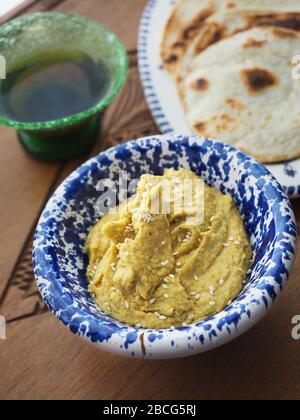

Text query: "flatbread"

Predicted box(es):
[179, 10, 300, 79]
[161, 0, 217, 74]
[181, 26, 300, 163]
[161, 0, 300, 75]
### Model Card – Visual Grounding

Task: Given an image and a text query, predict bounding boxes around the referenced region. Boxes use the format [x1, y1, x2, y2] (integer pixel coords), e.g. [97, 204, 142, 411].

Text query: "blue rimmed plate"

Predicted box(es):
[33, 134, 297, 359]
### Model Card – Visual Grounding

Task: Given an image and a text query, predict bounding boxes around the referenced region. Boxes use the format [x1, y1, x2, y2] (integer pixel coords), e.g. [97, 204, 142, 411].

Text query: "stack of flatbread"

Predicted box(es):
[161, 0, 300, 163]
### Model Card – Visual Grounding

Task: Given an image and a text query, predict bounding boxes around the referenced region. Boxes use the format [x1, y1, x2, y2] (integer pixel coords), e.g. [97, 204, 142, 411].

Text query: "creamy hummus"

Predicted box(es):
[85, 169, 252, 328]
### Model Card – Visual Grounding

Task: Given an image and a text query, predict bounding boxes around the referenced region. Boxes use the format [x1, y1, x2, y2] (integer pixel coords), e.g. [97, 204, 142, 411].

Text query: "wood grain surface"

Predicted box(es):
[0, 0, 300, 401]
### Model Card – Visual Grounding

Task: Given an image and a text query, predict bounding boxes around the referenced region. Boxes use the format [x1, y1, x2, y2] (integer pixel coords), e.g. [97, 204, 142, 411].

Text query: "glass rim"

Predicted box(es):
[0, 12, 128, 131]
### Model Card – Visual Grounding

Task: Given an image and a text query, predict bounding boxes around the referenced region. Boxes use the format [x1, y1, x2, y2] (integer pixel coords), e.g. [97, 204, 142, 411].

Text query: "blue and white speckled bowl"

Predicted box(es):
[33, 134, 297, 359]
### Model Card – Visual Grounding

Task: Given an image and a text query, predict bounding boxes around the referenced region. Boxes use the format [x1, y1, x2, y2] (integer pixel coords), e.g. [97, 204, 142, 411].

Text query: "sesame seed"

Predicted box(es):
[223, 243, 229, 247]
[143, 214, 154, 223]
[210, 216, 215, 223]
[162, 284, 168, 289]
[247, 269, 252, 275]
[209, 300, 216, 306]
[182, 322, 188, 327]
[154, 312, 160, 317]
[243, 280, 247, 285]
[164, 294, 170, 299]
[234, 241, 241, 245]
[194, 275, 199, 281]
[169, 274, 175, 279]
[125, 301, 129, 309]
[173, 252, 179, 256]
[188, 314, 194, 320]
[227, 300, 232, 305]
[111, 287, 117, 292]
[195, 293, 201, 300]
[161, 260, 169, 266]
[135, 323, 142, 328]
[159, 315, 167, 321]
[184, 236, 192, 243]
[176, 262, 181, 266]
[149, 298, 156, 304]
[219, 279, 225, 286]
[170, 325, 175, 330]
[123, 252, 129, 257]
[209, 286, 215, 295]
[228, 237, 234, 241]
[161, 241, 166, 246]
[190, 292, 196, 296]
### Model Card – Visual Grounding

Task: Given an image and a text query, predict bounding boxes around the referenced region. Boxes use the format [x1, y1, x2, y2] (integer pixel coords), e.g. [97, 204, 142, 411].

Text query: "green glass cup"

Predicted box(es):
[0, 13, 128, 161]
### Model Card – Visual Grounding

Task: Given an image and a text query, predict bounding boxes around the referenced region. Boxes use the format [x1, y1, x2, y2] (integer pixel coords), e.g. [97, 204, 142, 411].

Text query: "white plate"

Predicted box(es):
[138, 0, 300, 198]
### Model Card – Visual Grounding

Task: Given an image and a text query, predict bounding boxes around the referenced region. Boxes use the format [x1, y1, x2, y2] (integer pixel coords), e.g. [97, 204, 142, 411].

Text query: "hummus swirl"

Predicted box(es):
[85, 169, 252, 328]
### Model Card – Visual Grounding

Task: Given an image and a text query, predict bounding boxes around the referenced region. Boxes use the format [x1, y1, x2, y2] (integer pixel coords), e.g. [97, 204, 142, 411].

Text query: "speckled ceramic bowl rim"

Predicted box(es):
[33, 134, 297, 359]
[0, 12, 128, 130]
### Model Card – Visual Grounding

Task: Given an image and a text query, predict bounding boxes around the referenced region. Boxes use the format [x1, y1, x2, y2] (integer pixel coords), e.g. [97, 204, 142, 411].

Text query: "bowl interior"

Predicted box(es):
[0, 12, 128, 129]
[33, 135, 296, 351]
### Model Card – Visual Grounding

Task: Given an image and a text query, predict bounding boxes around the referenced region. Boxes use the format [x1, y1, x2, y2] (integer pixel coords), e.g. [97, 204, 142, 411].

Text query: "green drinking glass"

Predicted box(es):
[0, 12, 128, 161]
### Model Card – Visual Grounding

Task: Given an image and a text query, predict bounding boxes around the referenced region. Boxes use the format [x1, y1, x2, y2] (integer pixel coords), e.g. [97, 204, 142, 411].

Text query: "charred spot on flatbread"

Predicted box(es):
[194, 121, 207, 133]
[191, 77, 209, 90]
[226, 98, 245, 111]
[182, 8, 216, 43]
[242, 38, 267, 48]
[214, 114, 237, 133]
[272, 27, 298, 38]
[241, 68, 278, 94]
[261, 15, 300, 32]
[247, 13, 300, 32]
[226, 2, 237, 9]
[225, 98, 246, 116]
[164, 54, 178, 64]
[173, 41, 185, 48]
[183, 24, 199, 41]
[220, 113, 235, 123]
[195, 23, 224, 54]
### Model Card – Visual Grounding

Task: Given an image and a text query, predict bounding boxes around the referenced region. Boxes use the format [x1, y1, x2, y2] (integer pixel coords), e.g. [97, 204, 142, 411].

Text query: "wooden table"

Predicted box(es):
[0, 0, 299, 401]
